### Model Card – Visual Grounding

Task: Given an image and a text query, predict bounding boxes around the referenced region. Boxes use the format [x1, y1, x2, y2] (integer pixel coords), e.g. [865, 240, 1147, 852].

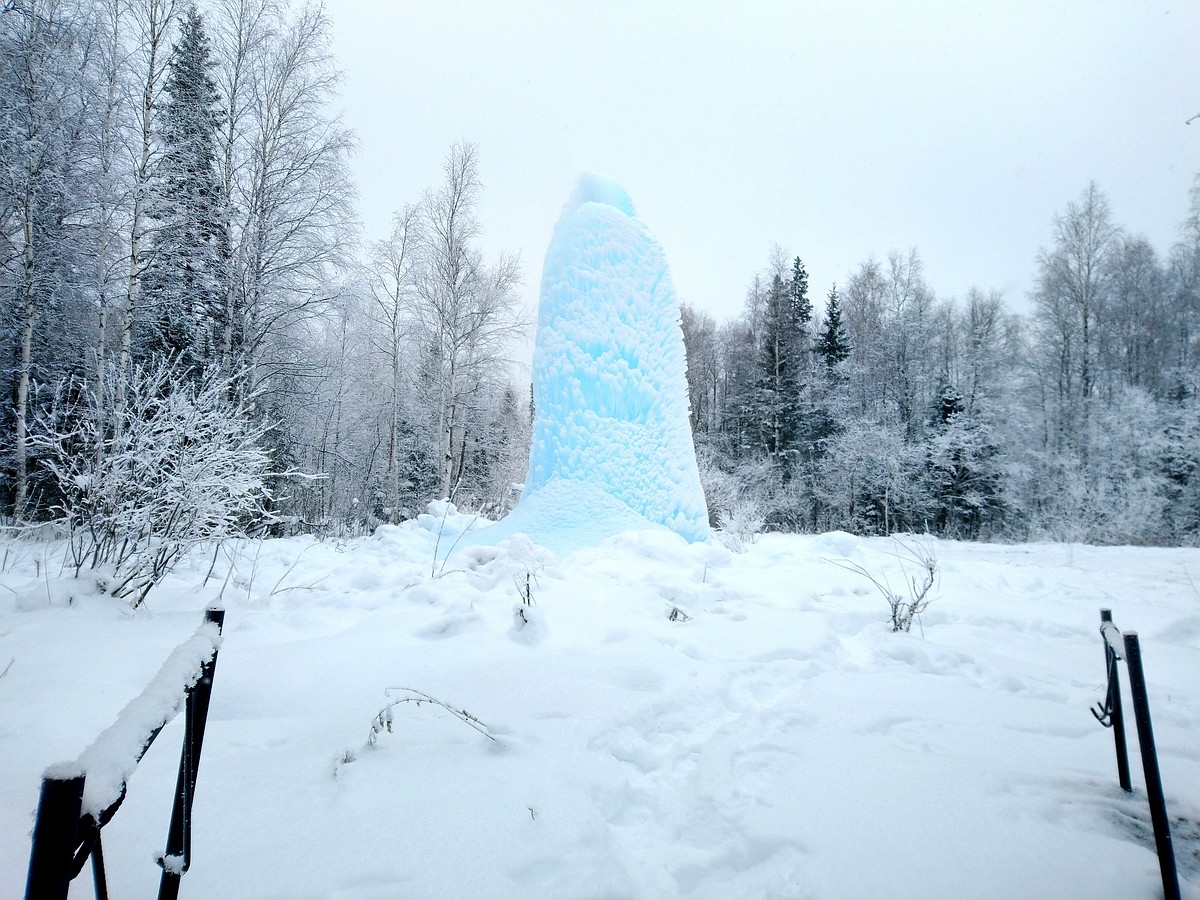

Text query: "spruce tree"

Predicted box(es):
[754, 261, 811, 462]
[752, 274, 784, 456]
[817, 284, 851, 369]
[926, 379, 1005, 538]
[140, 4, 228, 372]
[790, 256, 812, 332]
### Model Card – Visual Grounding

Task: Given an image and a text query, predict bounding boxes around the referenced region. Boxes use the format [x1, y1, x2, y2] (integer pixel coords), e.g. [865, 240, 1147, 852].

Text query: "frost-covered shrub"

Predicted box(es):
[695, 446, 740, 524]
[697, 448, 767, 549]
[715, 499, 765, 551]
[34, 362, 272, 605]
[831, 537, 939, 633]
[1027, 387, 1176, 545]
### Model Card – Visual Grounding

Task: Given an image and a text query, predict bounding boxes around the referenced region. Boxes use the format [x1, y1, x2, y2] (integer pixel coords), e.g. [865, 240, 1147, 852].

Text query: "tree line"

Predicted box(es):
[1, 0, 529, 555]
[682, 181, 1200, 546]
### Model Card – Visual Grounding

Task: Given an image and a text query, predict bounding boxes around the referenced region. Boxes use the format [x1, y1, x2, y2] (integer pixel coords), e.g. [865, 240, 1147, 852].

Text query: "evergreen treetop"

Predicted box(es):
[817, 283, 850, 368]
[790, 256, 812, 331]
[141, 3, 228, 371]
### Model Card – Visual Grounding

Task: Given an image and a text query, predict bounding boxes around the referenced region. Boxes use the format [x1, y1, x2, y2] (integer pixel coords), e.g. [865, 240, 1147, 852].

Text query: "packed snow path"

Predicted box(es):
[2, 515, 1197, 898]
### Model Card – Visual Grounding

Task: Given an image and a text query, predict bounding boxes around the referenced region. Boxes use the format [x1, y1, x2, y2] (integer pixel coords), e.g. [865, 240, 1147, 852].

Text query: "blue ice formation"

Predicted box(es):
[488, 174, 709, 555]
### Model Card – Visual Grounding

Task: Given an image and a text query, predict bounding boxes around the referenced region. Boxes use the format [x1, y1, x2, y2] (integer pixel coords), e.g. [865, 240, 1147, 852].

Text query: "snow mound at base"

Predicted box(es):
[468, 480, 663, 559]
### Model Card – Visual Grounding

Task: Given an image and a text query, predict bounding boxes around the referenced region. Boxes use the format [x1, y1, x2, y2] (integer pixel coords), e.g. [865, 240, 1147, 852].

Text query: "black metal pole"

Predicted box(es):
[91, 830, 110, 900]
[24, 773, 85, 900]
[1122, 631, 1180, 900]
[1099, 609, 1132, 792]
[159, 608, 224, 900]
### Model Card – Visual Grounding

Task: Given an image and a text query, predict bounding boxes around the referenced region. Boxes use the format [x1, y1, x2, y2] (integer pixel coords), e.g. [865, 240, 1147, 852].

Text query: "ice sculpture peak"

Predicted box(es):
[561, 172, 637, 221]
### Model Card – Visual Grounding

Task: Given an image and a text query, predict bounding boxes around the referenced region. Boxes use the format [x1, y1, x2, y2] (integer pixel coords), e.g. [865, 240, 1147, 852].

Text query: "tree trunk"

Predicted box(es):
[13, 187, 36, 519]
[440, 354, 457, 499]
[388, 317, 401, 520]
[93, 0, 123, 464]
[117, 0, 173, 430]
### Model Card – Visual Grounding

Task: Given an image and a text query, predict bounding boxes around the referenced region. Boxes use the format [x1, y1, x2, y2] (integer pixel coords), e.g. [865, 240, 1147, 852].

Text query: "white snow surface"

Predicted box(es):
[2, 514, 1198, 899]
[508, 174, 709, 552]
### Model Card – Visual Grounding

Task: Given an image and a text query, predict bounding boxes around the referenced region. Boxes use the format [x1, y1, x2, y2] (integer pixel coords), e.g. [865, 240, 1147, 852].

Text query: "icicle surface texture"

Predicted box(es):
[507, 174, 709, 552]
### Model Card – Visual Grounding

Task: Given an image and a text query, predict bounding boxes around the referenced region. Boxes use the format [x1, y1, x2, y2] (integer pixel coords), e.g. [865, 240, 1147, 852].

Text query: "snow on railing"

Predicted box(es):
[76, 621, 221, 817]
[25, 608, 225, 900]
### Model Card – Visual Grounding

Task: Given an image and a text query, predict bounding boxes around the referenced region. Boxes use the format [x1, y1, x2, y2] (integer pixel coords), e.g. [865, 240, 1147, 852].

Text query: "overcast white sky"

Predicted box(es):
[323, 0, 1200, 327]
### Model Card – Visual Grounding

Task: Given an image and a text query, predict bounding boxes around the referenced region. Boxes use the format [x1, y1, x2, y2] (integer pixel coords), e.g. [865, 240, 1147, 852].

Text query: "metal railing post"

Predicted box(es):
[1098, 609, 1132, 791]
[158, 608, 224, 900]
[25, 608, 225, 899]
[1122, 631, 1180, 900]
[24, 773, 85, 900]
[91, 831, 110, 900]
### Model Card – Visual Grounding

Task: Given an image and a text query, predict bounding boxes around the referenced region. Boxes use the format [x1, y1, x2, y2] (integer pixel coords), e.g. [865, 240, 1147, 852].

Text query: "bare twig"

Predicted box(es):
[828, 537, 938, 633]
[430, 507, 480, 578]
[269, 541, 321, 595]
[244, 539, 263, 601]
[1183, 564, 1199, 601]
[203, 542, 223, 586]
[368, 686, 496, 746]
[430, 504, 452, 578]
[215, 554, 237, 604]
[512, 559, 543, 606]
[271, 579, 330, 594]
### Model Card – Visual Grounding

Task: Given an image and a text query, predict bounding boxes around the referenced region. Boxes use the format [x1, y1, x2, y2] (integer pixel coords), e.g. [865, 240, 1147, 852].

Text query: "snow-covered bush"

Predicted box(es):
[695, 445, 739, 526]
[1027, 387, 1178, 545]
[715, 498, 765, 551]
[698, 449, 767, 549]
[33, 362, 272, 605]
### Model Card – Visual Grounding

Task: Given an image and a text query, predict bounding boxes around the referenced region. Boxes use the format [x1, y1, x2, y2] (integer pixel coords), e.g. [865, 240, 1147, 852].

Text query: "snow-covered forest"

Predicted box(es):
[2, 0, 1198, 557]
[0, 0, 528, 546]
[682, 196, 1200, 546]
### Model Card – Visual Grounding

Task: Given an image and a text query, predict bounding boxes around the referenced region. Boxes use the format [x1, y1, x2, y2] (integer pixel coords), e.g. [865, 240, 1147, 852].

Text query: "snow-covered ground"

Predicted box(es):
[2, 509, 1197, 899]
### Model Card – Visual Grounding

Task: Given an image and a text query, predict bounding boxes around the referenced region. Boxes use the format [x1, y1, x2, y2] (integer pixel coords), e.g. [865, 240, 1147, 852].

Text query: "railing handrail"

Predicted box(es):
[25, 607, 225, 900]
[75, 617, 222, 819]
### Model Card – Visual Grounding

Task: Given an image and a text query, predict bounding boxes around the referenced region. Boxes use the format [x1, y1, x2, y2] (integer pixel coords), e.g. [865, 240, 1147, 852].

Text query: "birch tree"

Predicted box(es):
[210, 0, 277, 372]
[679, 302, 719, 435]
[367, 204, 421, 521]
[236, 0, 354, 395]
[1032, 182, 1118, 455]
[88, 0, 128, 424]
[417, 142, 524, 500]
[114, 0, 177, 424]
[0, 0, 97, 518]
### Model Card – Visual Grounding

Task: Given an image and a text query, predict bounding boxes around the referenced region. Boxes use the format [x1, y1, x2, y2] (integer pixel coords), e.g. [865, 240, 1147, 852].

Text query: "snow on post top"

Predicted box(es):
[488, 174, 709, 556]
